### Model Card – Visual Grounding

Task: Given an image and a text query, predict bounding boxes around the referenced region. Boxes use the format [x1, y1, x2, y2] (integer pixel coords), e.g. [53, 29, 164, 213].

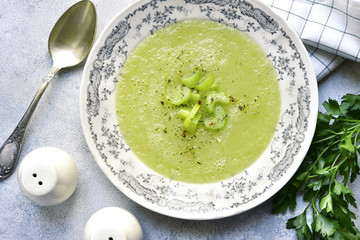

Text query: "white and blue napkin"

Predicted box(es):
[264, 0, 360, 80]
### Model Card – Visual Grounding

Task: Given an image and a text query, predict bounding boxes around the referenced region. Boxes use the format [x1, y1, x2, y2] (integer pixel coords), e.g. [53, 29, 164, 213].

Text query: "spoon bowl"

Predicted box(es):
[0, 0, 97, 181]
[49, 1, 96, 69]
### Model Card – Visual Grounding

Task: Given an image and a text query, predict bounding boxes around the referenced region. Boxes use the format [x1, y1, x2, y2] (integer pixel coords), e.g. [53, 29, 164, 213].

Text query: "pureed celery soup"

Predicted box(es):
[116, 20, 280, 183]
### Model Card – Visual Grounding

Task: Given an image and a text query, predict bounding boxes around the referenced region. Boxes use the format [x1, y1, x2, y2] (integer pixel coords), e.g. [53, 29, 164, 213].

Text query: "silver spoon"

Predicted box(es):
[0, 0, 97, 181]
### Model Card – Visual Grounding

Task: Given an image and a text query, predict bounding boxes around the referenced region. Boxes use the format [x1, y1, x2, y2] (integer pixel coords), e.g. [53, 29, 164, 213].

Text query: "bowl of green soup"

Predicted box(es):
[80, 0, 318, 219]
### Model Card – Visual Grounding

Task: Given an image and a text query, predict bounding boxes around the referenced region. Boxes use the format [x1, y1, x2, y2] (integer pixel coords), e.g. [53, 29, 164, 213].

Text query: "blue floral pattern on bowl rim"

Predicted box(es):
[80, 0, 318, 220]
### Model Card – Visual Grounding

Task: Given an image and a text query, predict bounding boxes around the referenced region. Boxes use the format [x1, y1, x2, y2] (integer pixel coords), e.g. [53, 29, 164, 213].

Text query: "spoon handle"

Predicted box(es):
[0, 65, 60, 181]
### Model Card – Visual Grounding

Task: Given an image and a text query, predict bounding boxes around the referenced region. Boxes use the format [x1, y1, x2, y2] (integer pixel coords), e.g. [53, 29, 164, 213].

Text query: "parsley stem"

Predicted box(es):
[328, 155, 343, 191]
[306, 140, 339, 176]
[312, 122, 360, 145]
[337, 118, 360, 123]
[312, 136, 341, 145]
[312, 191, 320, 215]
[330, 153, 341, 169]
[347, 123, 360, 132]
[355, 130, 360, 149]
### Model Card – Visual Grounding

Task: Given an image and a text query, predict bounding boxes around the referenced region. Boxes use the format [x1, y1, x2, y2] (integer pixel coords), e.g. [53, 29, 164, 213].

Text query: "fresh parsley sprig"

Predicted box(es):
[272, 94, 360, 240]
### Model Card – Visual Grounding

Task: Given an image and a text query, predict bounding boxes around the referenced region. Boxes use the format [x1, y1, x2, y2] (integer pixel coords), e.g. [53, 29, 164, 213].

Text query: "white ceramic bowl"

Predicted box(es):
[80, 0, 318, 220]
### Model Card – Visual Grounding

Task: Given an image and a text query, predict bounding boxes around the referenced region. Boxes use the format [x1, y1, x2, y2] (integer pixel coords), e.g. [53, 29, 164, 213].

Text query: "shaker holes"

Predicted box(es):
[32, 173, 43, 185]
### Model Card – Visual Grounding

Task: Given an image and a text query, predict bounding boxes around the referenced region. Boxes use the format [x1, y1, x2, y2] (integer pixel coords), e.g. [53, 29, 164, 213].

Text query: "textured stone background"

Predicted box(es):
[0, 0, 359, 239]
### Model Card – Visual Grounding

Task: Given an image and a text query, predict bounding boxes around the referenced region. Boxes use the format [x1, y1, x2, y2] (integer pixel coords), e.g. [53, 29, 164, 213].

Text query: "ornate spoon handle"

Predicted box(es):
[0, 66, 60, 181]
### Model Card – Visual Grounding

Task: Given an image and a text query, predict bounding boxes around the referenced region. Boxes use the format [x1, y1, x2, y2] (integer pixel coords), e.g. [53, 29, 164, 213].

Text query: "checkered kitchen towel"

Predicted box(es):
[264, 0, 360, 80]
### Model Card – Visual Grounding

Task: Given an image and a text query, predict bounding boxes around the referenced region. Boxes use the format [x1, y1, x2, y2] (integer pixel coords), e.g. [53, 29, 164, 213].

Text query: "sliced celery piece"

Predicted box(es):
[209, 83, 219, 91]
[176, 107, 191, 119]
[181, 71, 202, 88]
[204, 105, 227, 130]
[204, 91, 230, 113]
[164, 81, 191, 105]
[188, 103, 201, 120]
[196, 72, 215, 92]
[183, 104, 201, 132]
[189, 91, 201, 104]
[183, 113, 201, 133]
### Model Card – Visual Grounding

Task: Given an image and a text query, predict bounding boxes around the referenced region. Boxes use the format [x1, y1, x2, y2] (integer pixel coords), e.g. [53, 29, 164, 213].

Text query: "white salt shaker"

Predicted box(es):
[17, 147, 78, 206]
[84, 207, 143, 240]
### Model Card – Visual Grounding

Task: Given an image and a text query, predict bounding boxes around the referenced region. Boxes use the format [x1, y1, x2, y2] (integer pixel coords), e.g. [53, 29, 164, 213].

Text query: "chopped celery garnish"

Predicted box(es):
[183, 104, 201, 132]
[176, 107, 191, 119]
[196, 72, 215, 92]
[181, 71, 202, 88]
[165, 81, 191, 105]
[204, 91, 230, 113]
[188, 103, 201, 120]
[204, 105, 227, 130]
[184, 113, 201, 133]
[189, 91, 201, 104]
[209, 83, 219, 91]
[164, 70, 231, 133]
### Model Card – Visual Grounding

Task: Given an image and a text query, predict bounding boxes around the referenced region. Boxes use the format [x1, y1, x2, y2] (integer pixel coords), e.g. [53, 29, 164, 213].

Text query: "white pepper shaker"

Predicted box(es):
[84, 207, 143, 240]
[17, 147, 78, 206]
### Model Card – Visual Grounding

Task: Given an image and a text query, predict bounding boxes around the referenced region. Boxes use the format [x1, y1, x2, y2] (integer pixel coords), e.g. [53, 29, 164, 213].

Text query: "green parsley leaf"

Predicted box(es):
[319, 193, 333, 213]
[323, 99, 342, 115]
[272, 94, 360, 239]
[333, 180, 351, 195]
[340, 133, 355, 153]
[315, 214, 338, 238]
[286, 212, 313, 240]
